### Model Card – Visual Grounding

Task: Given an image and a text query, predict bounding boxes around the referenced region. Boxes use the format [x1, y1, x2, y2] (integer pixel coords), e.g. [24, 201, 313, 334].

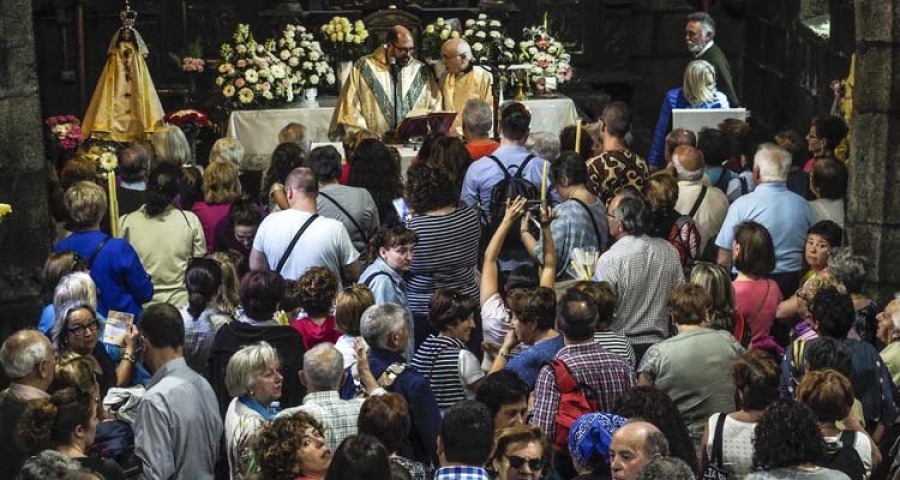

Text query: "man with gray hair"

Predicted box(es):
[440, 37, 493, 134]
[672, 144, 728, 256]
[0, 329, 55, 476]
[278, 122, 312, 155]
[462, 98, 499, 161]
[361, 303, 441, 466]
[610, 421, 670, 480]
[288, 343, 364, 451]
[592, 193, 684, 363]
[685, 11, 739, 107]
[715, 143, 812, 297]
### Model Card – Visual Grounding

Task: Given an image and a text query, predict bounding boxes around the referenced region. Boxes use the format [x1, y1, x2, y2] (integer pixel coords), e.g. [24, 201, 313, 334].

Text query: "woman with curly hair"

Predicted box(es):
[348, 138, 404, 226]
[289, 266, 342, 350]
[700, 350, 781, 478]
[263, 142, 305, 212]
[256, 412, 332, 480]
[612, 386, 700, 476]
[410, 288, 485, 410]
[404, 162, 481, 348]
[421, 135, 471, 194]
[745, 401, 847, 479]
[16, 387, 126, 480]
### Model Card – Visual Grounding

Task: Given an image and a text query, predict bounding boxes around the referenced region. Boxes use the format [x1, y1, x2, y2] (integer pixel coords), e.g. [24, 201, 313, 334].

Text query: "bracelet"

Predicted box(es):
[121, 352, 136, 364]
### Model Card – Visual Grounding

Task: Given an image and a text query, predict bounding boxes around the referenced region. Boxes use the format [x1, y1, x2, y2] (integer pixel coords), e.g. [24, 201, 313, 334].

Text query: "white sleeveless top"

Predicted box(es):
[706, 413, 757, 479]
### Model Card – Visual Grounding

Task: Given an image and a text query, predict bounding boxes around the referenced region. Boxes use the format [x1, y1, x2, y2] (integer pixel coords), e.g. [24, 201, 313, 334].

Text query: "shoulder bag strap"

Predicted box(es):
[362, 271, 397, 289]
[689, 186, 708, 218]
[711, 412, 728, 469]
[745, 281, 771, 326]
[571, 198, 603, 250]
[319, 191, 368, 244]
[488, 155, 511, 179]
[514, 155, 536, 179]
[275, 214, 319, 275]
[88, 235, 112, 268]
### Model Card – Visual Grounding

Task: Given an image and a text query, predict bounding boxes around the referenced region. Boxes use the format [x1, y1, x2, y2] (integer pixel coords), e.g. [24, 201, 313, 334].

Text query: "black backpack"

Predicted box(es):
[487, 154, 539, 229]
[821, 430, 866, 480]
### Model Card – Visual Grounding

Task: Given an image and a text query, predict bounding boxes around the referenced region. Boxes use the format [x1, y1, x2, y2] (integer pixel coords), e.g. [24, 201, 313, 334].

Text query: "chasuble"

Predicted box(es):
[440, 65, 493, 132]
[329, 46, 441, 141]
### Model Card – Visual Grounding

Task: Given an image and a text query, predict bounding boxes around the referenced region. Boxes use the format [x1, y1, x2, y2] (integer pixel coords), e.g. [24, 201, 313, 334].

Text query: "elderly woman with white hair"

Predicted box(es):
[648, 59, 730, 166]
[210, 137, 246, 169]
[224, 341, 284, 479]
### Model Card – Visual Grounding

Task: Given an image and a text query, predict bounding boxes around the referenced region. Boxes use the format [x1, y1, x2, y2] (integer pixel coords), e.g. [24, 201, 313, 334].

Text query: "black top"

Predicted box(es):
[78, 456, 127, 480]
[0, 392, 29, 477]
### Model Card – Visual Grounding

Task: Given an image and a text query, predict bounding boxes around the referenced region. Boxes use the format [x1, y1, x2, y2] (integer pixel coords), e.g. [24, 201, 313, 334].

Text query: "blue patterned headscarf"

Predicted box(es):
[568, 412, 629, 468]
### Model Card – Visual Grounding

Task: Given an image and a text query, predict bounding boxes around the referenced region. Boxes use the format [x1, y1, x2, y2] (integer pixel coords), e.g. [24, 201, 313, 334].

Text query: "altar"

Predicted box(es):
[226, 95, 579, 170]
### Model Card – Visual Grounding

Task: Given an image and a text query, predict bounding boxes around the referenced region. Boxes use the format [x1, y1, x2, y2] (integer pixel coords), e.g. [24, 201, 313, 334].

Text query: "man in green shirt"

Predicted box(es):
[685, 12, 740, 107]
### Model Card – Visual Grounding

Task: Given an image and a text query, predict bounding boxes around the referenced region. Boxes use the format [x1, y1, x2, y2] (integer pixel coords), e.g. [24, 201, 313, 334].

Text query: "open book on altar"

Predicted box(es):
[394, 110, 457, 141]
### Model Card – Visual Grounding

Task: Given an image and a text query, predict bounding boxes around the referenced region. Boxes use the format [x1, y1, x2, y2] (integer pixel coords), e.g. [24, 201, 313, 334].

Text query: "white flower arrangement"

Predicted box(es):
[422, 17, 461, 60]
[462, 13, 517, 85]
[279, 23, 335, 93]
[217, 24, 279, 108]
[518, 20, 573, 94]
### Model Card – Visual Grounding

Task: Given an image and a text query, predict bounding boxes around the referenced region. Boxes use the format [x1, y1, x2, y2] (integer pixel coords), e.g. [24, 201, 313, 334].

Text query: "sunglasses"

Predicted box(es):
[505, 454, 546, 471]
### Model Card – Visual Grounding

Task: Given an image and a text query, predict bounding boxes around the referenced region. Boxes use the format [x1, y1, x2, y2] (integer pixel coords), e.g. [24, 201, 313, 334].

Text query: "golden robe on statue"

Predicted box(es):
[441, 65, 493, 133]
[329, 47, 441, 141]
[82, 27, 165, 142]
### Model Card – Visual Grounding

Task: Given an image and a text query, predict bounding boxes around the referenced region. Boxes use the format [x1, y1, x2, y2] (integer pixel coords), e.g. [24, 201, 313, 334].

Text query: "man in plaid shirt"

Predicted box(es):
[531, 290, 636, 474]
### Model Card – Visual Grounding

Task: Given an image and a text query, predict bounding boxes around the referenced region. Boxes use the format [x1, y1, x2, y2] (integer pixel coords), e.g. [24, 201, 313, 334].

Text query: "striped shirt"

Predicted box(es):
[593, 330, 637, 368]
[406, 207, 481, 316]
[411, 336, 483, 409]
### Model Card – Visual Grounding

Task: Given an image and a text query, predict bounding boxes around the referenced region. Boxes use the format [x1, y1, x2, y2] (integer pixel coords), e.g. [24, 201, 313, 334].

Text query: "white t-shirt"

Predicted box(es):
[252, 209, 360, 281]
[459, 349, 485, 400]
[824, 431, 872, 477]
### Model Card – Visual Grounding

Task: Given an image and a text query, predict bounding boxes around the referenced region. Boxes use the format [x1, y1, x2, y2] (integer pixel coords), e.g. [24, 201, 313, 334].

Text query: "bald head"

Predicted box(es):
[302, 343, 345, 392]
[610, 421, 668, 480]
[0, 330, 54, 387]
[387, 26, 414, 66]
[285, 167, 318, 206]
[442, 38, 472, 74]
[671, 145, 705, 181]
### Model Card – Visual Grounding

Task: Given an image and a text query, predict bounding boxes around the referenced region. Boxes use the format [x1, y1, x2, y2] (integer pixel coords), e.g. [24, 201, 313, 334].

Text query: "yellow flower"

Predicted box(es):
[238, 87, 254, 103]
[223, 84, 236, 97]
[353, 36, 362, 44]
[215, 76, 224, 86]
[0, 204, 11, 217]
[99, 152, 118, 172]
[425, 25, 435, 34]
[451, 31, 460, 38]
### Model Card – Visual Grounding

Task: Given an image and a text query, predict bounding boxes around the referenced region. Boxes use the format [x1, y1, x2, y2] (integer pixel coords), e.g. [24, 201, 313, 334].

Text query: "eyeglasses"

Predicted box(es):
[68, 319, 100, 337]
[505, 454, 546, 471]
[390, 43, 414, 54]
[441, 52, 463, 60]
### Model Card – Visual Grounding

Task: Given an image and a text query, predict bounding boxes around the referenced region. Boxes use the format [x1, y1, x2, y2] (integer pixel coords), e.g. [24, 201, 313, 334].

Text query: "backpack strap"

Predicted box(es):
[739, 176, 749, 195]
[88, 235, 112, 268]
[551, 360, 579, 393]
[513, 155, 536, 179]
[319, 191, 369, 245]
[688, 186, 708, 218]
[362, 271, 397, 289]
[711, 412, 728, 469]
[488, 155, 511, 179]
[571, 198, 603, 250]
[275, 214, 319, 275]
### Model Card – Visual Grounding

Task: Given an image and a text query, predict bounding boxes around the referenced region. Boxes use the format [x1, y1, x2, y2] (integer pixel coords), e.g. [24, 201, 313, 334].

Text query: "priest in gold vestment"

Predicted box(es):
[82, 25, 165, 142]
[329, 25, 441, 141]
[440, 38, 493, 133]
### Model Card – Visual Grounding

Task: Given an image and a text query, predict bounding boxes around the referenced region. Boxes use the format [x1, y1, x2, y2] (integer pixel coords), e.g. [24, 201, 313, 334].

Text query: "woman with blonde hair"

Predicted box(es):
[210, 137, 246, 168]
[648, 59, 730, 166]
[151, 125, 191, 166]
[691, 262, 750, 346]
[192, 161, 243, 251]
[207, 251, 241, 318]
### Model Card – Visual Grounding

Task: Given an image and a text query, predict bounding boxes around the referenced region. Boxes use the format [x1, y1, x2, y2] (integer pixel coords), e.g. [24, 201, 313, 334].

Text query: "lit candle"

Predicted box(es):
[541, 160, 549, 205]
[107, 171, 119, 237]
[574, 119, 582, 153]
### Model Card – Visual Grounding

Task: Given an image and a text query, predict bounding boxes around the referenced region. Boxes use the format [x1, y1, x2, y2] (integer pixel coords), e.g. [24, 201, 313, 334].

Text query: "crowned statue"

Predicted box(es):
[82, 1, 165, 142]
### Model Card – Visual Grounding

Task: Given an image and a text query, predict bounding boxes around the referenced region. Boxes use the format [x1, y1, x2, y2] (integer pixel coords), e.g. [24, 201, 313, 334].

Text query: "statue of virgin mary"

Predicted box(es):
[82, 6, 165, 142]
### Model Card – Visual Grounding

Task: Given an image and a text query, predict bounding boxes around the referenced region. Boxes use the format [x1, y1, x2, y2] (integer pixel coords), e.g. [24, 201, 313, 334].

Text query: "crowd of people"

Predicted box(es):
[2, 10, 887, 480]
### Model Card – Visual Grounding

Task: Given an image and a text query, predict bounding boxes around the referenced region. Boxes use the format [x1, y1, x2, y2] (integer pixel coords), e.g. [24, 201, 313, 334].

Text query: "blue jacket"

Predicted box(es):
[54, 230, 153, 317]
[368, 347, 441, 467]
[648, 87, 729, 167]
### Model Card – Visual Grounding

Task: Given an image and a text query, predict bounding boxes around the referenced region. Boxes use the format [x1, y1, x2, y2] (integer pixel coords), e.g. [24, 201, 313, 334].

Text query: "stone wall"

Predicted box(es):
[0, 0, 50, 337]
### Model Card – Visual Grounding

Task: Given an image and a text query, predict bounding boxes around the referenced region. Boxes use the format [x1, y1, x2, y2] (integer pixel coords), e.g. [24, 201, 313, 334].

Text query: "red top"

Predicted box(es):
[191, 201, 231, 251]
[466, 140, 501, 161]
[340, 163, 351, 185]
[733, 278, 783, 346]
[290, 315, 343, 350]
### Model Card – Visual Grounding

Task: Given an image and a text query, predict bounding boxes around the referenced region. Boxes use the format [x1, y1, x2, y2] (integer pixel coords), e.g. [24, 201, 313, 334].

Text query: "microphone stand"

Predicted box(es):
[485, 59, 503, 140]
[390, 60, 401, 137]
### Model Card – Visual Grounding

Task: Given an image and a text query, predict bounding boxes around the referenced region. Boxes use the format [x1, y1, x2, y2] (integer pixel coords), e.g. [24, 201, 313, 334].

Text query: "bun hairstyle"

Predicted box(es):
[186, 257, 223, 320]
[17, 387, 94, 454]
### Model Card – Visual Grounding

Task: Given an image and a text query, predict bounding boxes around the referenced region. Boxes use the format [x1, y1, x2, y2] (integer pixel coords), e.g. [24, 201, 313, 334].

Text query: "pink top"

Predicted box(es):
[191, 202, 231, 251]
[291, 315, 343, 351]
[733, 278, 783, 347]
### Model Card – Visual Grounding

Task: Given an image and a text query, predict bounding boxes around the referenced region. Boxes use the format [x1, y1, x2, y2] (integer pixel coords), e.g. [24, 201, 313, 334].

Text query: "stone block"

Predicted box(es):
[854, 46, 900, 114]
[855, 0, 894, 43]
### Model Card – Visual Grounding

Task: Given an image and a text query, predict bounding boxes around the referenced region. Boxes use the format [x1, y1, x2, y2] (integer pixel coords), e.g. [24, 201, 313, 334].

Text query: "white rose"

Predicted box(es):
[436, 17, 445, 25]
[489, 20, 501, 27]
[504, 38, 515, 48]
[310, 52, 320, 61]
[466, 19, 475, 27]
[270, 64, 286, 79]
[425, 25, 435, 34]
[326, 73, 336, 84]
[309, 74, 319, 85]
[524, 40, 534, 47]
[477, 20, 486, 27]
[440, 30, 449, 40]
[532, 66, 543, 75]
[478, 13, 487, 19]
[464, 29, 474, 37]
[548, 45, 558, 54]
[301, 40, 310, 48]
[473, 42, 484, 52]
[476, 31, 486, 39]
[285, 30, 295, 38]
[311, 41, 321, 49]
[288, 57, 299, 67]
[303, 61, 313, 70]
[280, 49, 291, 60]
[292, 48, 301, 56]
[528, 47, 538, 55]
[490, 31, 501, 39]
